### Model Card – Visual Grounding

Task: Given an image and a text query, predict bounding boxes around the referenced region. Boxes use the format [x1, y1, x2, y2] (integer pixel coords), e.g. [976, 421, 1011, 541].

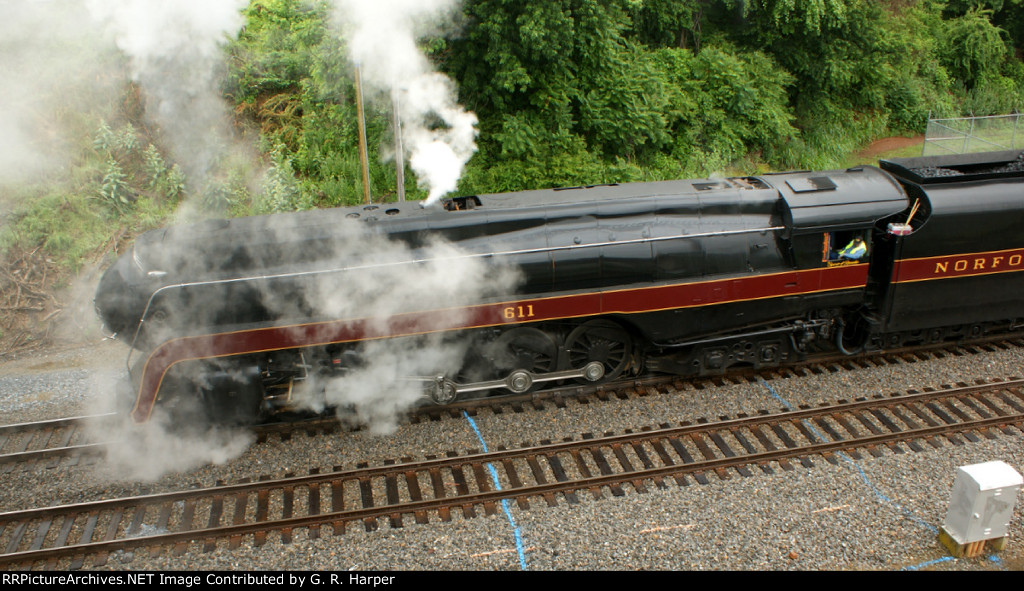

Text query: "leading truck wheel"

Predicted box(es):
[564, 319, 633, 383]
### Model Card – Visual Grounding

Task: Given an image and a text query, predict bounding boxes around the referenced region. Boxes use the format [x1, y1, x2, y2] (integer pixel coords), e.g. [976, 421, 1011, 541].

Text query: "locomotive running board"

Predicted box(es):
[413, 361, 607, 404]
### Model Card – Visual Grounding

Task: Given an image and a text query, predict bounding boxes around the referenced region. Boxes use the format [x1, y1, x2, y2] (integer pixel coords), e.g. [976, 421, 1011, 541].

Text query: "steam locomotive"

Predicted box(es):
[94, 149, 1024, 424]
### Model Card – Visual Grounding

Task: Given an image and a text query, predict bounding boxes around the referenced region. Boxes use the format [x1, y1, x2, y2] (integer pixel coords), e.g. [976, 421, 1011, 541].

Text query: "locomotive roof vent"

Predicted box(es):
[692, 177, 770, 191]
[785, 176, 837, 193]
[443, 195, 483, 211]
[693, 181, 729, 191]
[552, 183, 620, 191]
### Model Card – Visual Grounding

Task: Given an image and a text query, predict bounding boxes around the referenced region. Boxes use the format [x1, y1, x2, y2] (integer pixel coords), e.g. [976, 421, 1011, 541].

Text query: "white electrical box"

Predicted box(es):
[942, 461, 1022, 544]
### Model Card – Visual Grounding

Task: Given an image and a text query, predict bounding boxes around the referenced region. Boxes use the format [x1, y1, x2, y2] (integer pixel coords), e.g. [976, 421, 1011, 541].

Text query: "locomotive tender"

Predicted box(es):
[94, 149, 1024, 424]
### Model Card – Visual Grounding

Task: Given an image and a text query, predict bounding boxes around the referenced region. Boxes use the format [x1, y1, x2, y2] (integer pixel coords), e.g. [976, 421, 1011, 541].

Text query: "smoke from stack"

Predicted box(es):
[9, 0, 493, 480]
[330, 0, 478, 204]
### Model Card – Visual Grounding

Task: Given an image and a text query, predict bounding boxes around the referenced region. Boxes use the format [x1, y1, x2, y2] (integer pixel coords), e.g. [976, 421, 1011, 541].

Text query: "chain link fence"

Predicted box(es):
[923, 113, 1022, 155]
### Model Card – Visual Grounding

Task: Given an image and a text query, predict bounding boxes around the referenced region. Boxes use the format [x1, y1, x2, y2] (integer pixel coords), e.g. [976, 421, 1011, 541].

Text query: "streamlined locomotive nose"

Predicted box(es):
[94, 248, 150, 340]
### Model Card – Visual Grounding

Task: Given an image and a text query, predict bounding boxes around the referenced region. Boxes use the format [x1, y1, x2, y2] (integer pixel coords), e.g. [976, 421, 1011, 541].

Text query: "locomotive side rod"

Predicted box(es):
[416, 361, 606, 404]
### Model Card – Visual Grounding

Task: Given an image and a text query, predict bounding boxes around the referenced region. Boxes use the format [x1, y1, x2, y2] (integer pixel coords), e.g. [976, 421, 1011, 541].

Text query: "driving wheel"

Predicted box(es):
[564, 319, 633, 383]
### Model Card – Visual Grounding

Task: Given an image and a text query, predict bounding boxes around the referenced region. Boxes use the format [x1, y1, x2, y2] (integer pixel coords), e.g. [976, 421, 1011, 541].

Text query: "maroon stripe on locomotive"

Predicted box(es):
[891, 248, 1024, 283]
[130, 263, 869, 422]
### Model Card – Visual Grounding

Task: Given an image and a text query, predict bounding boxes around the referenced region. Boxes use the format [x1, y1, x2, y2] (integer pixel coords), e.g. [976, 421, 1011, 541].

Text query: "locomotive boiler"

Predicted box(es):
[94, 149, 1024, 425]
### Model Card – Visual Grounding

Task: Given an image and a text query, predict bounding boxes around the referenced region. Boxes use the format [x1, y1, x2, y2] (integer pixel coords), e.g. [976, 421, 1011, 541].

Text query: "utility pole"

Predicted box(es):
[354, 64, 371, 204]
[392, 87, 406, 201]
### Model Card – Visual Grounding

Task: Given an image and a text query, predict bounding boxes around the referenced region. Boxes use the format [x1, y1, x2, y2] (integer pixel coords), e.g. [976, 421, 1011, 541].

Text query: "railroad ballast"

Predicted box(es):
[93, 149, 1024, 424]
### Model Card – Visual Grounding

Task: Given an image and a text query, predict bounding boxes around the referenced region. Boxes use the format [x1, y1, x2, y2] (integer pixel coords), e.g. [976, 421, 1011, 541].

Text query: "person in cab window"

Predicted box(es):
[837, 236, 867, 261]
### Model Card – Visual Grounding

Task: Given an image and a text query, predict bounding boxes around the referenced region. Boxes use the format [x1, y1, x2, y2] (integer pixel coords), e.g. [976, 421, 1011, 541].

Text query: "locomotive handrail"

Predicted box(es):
[124, 224, 784, 371]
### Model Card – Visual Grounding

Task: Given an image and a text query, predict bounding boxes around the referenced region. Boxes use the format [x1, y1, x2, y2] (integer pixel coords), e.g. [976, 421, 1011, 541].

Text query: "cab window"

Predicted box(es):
[823, 231, 869, 263]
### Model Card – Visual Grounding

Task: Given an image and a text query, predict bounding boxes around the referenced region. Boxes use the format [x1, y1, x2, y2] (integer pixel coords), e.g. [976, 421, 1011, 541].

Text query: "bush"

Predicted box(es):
[941, 8, 1010, 89]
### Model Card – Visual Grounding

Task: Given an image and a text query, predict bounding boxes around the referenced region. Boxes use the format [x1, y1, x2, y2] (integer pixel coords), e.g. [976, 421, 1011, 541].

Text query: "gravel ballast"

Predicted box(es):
[0, 338, 1022, 571]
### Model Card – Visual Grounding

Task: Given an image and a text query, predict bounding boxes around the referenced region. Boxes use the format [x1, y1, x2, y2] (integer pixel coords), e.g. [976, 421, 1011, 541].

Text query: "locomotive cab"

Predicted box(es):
[642, 167, 909, 375]
[767, 166, 907, 283]
[758, 167, 910, 355]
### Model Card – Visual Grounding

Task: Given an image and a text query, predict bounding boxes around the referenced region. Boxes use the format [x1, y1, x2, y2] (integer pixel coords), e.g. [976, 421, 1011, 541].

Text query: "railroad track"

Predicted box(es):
[2, 377, 1021, 570]
[398, 338, 1024, 422]
[3, 338, 1022, 469]
[0, 414, 115, 472]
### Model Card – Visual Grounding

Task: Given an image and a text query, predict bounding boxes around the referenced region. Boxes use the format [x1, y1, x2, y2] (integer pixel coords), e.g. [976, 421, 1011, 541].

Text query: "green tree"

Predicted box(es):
[627, 0, 708, 50]
[444, 0, 670, 188]
[941, 8, 1010, 89]
[708, 1, 967, 165]
[225, 0, 415, 206]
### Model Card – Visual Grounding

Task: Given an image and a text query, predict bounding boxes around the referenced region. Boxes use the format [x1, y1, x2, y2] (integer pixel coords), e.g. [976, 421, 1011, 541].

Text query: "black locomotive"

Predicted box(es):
[94, 149, 1024, 424]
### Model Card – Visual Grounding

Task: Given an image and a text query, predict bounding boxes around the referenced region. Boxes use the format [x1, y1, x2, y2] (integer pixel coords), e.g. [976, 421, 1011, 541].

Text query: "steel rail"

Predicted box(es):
[2, 410, 1020, 568]
[0, 443, 111, 466]
[1, 381, 1021, 568]
[0, 414, 115, 436]
[2, 338, 1021, 468]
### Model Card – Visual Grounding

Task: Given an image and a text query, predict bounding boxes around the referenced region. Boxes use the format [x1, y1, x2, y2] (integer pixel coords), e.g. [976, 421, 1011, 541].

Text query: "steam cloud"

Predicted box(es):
[264, 223, 522, 434]
[98, 417, 256, 483]
[85, 0, 249, 188]
[254, 0, 498, 431]
[92, 216, 523, 478]
[0, 0, 254, 480]
[76, 359, 256, 482]
[12, 0, 499, 479]
[0, 0, 120, 189]
[1, 0, 251, 224]
[331, 0, 478, 204]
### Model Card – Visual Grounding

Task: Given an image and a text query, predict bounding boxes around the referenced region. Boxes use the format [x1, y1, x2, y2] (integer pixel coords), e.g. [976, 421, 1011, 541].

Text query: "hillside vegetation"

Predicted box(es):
[2, 0, 1023, 353]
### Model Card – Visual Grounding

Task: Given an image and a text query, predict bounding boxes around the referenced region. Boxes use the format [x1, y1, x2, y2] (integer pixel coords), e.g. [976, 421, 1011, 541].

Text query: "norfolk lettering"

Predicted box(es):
[892, 248, 1024, 283]
[933, 253, 1024, 274]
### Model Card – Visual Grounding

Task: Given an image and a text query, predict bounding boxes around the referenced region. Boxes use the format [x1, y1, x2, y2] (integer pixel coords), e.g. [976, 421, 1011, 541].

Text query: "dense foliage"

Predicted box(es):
[221, 0, 1024, 201]
[5, 0, 1024, 276]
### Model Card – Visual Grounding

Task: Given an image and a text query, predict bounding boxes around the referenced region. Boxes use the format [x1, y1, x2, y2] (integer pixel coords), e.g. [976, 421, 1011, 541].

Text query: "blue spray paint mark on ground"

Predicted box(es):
[902, 556, 956, 570]
[758, 377, 962, 570]
[463, 411, 529, 570]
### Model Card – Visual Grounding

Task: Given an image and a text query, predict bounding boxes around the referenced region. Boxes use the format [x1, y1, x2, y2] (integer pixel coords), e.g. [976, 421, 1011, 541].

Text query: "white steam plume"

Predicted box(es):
[80, 2, 257, 481]
[97, 417, 256, 483]
[79, 353, 257, 482]
[0, 0, 120, 191]
[331, 0, 478, 204]
[84, 0, 248, 188]
[0, 0, 255, 479]
[258, 222, 521, 434]
[2, 0, 498, 475]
